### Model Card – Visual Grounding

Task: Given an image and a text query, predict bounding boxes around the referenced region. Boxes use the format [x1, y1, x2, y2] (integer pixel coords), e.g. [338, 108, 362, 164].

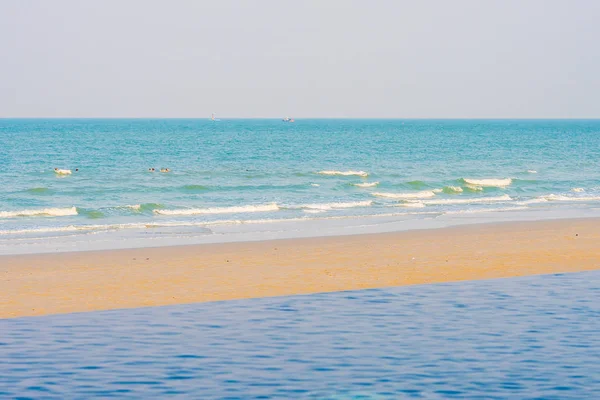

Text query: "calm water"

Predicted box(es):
[2, 119, 600, 253]
[1, 271, 599, 399]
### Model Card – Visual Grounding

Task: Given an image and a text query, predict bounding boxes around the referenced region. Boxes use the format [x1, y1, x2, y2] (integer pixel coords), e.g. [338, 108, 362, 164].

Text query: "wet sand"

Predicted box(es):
[1, 218, 599, 319]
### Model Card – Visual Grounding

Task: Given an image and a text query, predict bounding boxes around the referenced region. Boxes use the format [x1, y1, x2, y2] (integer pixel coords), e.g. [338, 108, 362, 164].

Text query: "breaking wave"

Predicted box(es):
[353, 182, 379, 188]
[516, 194, 600, 205]
[291, 200, 373, 211]
[538, 194, 600, 202]
[396, 202, 426, 208]
[418, 194, 513, 205]
[318, 170, 369, 177]
[101, 203, 165, 214]
[0, 207, 78, 218]
[462, 178, 512, 187]
[154, 203, 280, 216]
[442, 186, 463, 194]
[465, 185, 484, 192]
[118, 204, 142, 211]
[0, 225, 105, 235]
[444, 206, 529, 215]
[372, 191, 436, 199]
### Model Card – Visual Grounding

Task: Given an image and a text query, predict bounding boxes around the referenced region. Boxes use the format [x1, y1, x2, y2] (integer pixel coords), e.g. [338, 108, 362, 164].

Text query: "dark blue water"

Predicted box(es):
[2, 271, 599, 399]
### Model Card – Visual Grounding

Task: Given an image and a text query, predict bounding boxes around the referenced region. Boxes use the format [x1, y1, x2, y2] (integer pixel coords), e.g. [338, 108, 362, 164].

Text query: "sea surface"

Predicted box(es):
[2, 119, 600, 253]
[2, 271, 599, 399]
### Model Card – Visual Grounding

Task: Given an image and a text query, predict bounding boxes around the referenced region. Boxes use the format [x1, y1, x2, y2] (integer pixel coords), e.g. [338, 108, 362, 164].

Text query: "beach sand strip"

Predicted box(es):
[1, 218, 599, 318]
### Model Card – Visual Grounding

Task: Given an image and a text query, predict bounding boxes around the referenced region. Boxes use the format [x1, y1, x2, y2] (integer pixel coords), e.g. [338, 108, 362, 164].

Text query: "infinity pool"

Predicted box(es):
[2, 271, 600, 399]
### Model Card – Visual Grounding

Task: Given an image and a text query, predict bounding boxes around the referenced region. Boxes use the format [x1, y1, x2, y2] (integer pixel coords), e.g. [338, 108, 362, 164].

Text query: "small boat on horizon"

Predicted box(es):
[211, 113, 221, 121]
[282, 117, 294, 122]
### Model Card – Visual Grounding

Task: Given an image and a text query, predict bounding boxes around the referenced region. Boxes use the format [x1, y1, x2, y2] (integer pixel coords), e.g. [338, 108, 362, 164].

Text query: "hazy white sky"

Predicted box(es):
[1, 0, 599, 118]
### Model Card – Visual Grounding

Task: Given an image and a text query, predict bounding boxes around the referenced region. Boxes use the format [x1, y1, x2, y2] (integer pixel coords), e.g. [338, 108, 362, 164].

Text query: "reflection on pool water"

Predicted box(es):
[2, 271, 600, 399]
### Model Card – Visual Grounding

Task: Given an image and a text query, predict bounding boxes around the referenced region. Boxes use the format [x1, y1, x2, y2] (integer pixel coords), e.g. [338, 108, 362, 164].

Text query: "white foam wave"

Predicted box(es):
[318, 170, 369, 177]
[463, 178, 512, 187]
[444, 206, 529, 215]
[310, 183, 320, 187]
[372, 191, 436, 199]
[292, 200, 373, 211]
[466, 185, 484, 192]
[527, 170, 538, 174]
[190, 211, 441, 227]
[1, 209, 475, 237]
[538, 194, 600, 202]
[0, 224, 120, 235]
[418, 194, 513, 205]
[396, 202, 426, 208]
[0, 226, 84, 235]
[0, 221, 189, 236]
[353, 182, 379, 188]
[571, 188, 585, 193]
[516, 194, 600, 205]
[0, 207, 78, 218]
[154, 203, 280, 216]
[516, 198, 549, 205]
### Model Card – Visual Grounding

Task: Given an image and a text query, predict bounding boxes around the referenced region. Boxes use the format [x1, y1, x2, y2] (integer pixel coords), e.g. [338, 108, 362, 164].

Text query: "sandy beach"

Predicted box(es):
[1, 218, 599, 319]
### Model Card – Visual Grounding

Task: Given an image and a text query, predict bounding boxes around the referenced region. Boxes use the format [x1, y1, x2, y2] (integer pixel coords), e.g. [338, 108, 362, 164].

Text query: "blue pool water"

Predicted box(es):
[2, 119, 600, 253]
[2, 271, 599, 399]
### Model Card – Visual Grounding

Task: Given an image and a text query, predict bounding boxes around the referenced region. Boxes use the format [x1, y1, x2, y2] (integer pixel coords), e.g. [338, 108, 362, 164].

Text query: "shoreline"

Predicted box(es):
[2, 217, 599, 319]
[3, 206, 600, 256]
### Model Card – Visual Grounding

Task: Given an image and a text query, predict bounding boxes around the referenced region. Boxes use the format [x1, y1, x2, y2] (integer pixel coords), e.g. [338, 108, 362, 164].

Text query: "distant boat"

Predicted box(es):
[282, 117, 294, 122]
[211, 113, 220, 122]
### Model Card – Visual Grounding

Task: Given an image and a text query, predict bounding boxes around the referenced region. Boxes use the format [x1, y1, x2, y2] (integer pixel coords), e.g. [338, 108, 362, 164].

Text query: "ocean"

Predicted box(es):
[1, 118, 600, 254]
[2, 271, 599, 398]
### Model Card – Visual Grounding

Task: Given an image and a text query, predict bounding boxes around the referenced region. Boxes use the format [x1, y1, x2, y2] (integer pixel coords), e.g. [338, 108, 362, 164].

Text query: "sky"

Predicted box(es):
[1, 0, 599, 118]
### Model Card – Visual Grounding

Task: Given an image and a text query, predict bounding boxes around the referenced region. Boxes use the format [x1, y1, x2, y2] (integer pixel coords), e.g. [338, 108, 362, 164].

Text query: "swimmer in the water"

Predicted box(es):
[160, 168, 170, 173]
[75, 168, 79, 172]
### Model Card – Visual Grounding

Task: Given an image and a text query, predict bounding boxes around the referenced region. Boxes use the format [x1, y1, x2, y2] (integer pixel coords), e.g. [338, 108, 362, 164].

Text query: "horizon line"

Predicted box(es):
[2, 117, 600, 120]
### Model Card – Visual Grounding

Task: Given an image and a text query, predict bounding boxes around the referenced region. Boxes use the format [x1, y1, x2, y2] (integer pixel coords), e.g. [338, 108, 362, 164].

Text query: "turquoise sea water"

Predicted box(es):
[2, 271, 599, 398]
[2, 119, 600, 253]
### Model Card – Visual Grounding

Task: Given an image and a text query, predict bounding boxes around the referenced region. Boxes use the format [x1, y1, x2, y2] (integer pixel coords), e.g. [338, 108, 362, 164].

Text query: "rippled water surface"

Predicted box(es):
[2, 271, 600, 399]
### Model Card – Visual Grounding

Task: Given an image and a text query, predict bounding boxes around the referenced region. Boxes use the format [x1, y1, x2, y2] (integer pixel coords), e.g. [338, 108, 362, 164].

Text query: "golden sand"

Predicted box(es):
[1, 218, 599, 319]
